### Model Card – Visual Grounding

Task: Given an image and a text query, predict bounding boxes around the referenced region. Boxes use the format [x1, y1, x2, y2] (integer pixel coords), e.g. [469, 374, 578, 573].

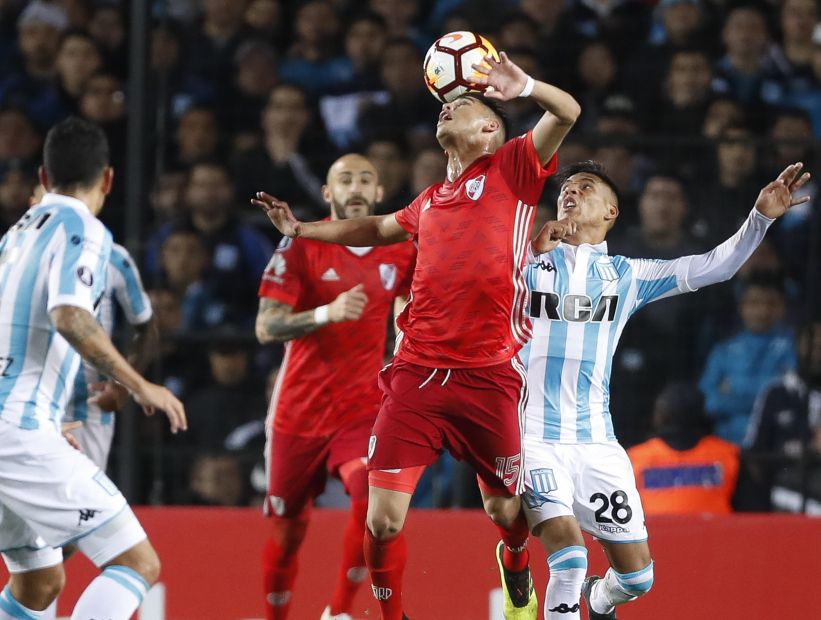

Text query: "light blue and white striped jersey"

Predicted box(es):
[65, 243, 152, 426]
[0, 193, 112, 432]
[520, 208, 775, 444]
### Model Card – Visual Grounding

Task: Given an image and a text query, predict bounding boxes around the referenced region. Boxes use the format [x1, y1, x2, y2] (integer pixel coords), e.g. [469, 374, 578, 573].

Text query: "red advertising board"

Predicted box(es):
[2, 508, 819, 619]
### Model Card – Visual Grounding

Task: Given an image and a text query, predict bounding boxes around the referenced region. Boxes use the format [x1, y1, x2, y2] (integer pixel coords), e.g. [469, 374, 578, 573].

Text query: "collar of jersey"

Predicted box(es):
[39, 192, 91, 213]
[345, 246, 373, 256]
[559, 240, 608, 254]
[442, 153, 490, 187]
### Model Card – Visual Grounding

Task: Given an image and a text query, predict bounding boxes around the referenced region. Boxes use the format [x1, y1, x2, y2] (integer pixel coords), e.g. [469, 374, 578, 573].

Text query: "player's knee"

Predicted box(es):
[483, 496, 519, 529]
[11, 567, 65, 609]
[366, 512, 403, 540]
[615, 561, 654, 598]
[108, 543, 161, 586]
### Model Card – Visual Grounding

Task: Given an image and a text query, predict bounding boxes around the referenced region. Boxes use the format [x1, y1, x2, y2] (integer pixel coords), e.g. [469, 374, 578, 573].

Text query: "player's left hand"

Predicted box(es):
[469, 51, 529, 101]
[754, 162, 811, 219]
[61, 421, 83, 452]
[532, 219, 577, 254]
[87, 381, 129, 412]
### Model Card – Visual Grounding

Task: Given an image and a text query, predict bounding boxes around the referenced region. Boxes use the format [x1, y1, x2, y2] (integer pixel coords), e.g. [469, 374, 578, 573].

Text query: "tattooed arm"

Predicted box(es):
[49, 305, 187, 432]
[256, 285, 369, 345]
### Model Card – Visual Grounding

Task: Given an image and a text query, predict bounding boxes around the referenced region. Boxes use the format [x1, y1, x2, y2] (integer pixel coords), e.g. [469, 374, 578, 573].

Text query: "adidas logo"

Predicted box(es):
[321, 268, 341, 281]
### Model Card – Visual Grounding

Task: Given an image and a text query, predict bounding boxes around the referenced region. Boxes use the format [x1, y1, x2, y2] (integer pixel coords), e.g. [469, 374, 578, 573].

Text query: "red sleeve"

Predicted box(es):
[394, 188, 433, 238]
[258, 237, 304, 306]
[395, 243, 417, 298]
[494, 131, 558, 202]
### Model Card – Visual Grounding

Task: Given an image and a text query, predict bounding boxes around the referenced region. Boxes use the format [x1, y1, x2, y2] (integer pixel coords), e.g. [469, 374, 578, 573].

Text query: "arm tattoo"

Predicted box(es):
[53, 307, 119, 378]
[256, 298, 323, 342]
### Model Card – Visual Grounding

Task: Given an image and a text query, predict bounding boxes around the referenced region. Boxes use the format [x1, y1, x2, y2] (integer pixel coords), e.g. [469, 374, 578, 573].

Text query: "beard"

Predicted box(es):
[332, 199, 374, 220]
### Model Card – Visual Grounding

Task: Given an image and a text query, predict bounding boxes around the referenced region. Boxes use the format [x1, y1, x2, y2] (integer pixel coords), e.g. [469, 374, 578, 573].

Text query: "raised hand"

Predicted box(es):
[87, 381, 129, 412]
[532, 219, 577, 254]
[754, 162, 811, 219]
[251, 192, 302, 238]
[133, 381, 188, 434]
[328, 284, 369, 323]
[469, 51, 529, 101]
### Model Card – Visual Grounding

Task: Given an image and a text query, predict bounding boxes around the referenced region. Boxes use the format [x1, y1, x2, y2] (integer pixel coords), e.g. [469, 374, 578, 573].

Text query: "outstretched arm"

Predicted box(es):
[470, 52, 580, 165]
[251, 192, 410, 246]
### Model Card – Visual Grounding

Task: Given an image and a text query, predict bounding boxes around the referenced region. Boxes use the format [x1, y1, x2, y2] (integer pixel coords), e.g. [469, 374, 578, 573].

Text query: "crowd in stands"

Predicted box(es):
[0, 0, 819, 514]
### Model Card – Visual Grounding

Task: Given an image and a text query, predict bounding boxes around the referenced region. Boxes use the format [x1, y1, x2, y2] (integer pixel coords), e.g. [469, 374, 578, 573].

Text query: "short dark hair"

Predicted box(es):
[741, 271, 786, 297]
[460, 93, 510, 142]
[43, 117, 109, 189]
[556, 160, 620, 205]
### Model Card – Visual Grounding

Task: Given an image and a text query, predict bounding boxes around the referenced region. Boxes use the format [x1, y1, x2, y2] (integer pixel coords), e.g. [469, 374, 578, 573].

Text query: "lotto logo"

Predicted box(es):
[372, 585, 393, 601]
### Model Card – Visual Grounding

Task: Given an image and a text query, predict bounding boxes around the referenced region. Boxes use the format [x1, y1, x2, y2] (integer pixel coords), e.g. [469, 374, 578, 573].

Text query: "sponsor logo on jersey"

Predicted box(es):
[537, 259, 555, 272]
[321, 268, 341, 281]
[379, 263, 397, 290]
[594, 258, 620, 281]
[465, 175, 486, 200]
[597, 523, 630, 534]
[77, 508, 99, 525]
[530, 291, 620, 323]
[372, 585, 393, 600]
[263, 253, 288, 284]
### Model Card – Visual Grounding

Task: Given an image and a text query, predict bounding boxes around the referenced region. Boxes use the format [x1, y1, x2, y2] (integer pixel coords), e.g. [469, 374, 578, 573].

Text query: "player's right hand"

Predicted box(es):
[329, 284, 368, 323]
[532, 219, 577, 254]
[133, 381, 188, 434]
[252, 192, 302, 238]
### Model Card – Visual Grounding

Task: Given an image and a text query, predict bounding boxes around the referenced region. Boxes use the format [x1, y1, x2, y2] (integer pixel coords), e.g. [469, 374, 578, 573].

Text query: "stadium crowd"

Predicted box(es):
[0, 0, 819, 514]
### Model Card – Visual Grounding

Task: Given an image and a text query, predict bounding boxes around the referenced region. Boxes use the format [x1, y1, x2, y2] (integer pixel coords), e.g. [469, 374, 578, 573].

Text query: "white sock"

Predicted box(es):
[545, 546, 587, 619]
[41, 599, 56, 620]
[0, 585, 46, 619]
[590, 563, 654, 614]
[71, 566, 148, 620]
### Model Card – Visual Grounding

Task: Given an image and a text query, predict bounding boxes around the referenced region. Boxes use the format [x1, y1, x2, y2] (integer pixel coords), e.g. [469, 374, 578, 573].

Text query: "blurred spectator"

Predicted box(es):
[184, 451, 249, 506]
[713, 6, 776, 107]
[366, 137, 412, 214]
[771, 0, 818, 82]
[159, 229, 223, 330]
[629, 382, 739, 514]
[369, 0, 422, 42]
[150, 168, 188, 225]
[410, 148, 446, 195]
[0, 1, 68, 127]
[172, 104, 220, 168]
[574, 41, 620, 132]
[778, 25, 821, 136]
[245, 0, 285, 46]
[357, 37, 441, 150]
[0, 107, 42, 174]
[183, 339, 266, 451]
[648, 47, 715, 137]
[86, 2, 127, 77]
[744, 320, 821, 513]
[278, 0, 350, 93]
[497, 12, 540, 55]
[595, 93, 639, 137]
[233, 84, 327, 218]
[700, 273, 798, 445]
[338, 11, 387, 93]
[185, 0, 252, 88]
[517, 0, 577, 86]
[0, 163, 36, 232]
[54, 30, 102, 112]
[146, 161, 274, 327]
[701, 95, 745, 139]
[693, 123, 762, 246]
[505, 48, 545, 137]
[228, 40, 279, 151]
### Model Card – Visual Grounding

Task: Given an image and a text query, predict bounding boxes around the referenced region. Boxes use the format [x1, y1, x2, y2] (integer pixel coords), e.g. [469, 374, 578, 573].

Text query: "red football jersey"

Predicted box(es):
[259, 236, 416, 436]
[394, 131, 556, 368]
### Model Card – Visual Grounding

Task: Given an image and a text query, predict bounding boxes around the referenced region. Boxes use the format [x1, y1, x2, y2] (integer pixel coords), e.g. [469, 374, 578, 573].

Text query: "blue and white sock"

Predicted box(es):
[0, 585, 45, 619]
[590, 562, 654, 615]
[70, 566, 148, 620]
[545, 545, 587, 619]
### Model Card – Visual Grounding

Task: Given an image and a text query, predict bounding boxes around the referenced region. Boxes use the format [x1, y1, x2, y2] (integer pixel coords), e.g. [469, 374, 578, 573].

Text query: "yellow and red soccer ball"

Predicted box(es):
[423, 31, 500, 103]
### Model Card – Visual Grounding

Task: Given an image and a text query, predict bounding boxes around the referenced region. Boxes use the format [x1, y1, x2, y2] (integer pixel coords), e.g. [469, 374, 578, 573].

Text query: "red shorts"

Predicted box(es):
[264, 417, 372, 518]
[368, 357, 527, 496]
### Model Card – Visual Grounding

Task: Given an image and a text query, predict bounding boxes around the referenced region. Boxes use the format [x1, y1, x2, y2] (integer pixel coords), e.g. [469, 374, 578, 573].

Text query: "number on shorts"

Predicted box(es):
[0, 356, 13, 377]
[590, 490, 633, 525]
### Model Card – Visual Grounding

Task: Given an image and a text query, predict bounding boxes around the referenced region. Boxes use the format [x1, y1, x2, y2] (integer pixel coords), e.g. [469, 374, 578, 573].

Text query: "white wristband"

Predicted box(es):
[518, 75, 535, 98]
[314, 305, 330, 325]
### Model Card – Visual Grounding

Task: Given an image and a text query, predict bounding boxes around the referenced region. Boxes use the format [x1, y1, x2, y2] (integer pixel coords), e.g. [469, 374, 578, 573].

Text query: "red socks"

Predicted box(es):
[498, 511, 530, 572]
[262, 517, 309, 620]
[364, 529, 407, 620]
[329, 499, 368, 614]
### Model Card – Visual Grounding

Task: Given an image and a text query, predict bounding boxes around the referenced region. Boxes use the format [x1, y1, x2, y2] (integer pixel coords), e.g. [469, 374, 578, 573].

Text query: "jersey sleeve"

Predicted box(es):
[394, 188, 432, 238]
[46, 213, 112, 314]
[110, 244, 153, 325]
[258, 236, 304, 306]
[625, 256, 693, 311]
[493, 131, 558, 202]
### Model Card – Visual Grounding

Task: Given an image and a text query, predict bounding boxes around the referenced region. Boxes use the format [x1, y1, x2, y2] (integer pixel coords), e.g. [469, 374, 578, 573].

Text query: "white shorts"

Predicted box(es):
[0, 419, 146, 572]
[70, 419, 115, 470]
[521, 439, 648, 543]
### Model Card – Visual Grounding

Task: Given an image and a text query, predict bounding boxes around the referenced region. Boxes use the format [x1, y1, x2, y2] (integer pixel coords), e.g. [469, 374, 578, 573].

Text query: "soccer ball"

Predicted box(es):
[423, 31, 500, 103]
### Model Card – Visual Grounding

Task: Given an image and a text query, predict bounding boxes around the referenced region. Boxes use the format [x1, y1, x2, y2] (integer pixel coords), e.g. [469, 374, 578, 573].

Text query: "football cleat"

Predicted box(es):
[495, 541, 538, 619]
[582, 576, 617, 619]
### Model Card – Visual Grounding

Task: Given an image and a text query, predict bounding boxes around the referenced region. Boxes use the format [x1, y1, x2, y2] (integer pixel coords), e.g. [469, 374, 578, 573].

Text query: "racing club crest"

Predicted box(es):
[379, 263, 397, 290]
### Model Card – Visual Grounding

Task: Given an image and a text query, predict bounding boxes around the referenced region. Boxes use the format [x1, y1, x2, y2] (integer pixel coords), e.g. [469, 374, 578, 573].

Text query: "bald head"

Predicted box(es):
[323, 153, 383, 220]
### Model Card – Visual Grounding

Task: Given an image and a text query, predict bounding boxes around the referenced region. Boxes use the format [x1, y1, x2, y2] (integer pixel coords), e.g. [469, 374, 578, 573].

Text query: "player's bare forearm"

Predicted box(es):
[299, 214, 409, 247]
[50, 306, 146, 393]
[255, 298, 322, 344]
[128, 318, 159, 373]
[530, 82, 580, 164]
